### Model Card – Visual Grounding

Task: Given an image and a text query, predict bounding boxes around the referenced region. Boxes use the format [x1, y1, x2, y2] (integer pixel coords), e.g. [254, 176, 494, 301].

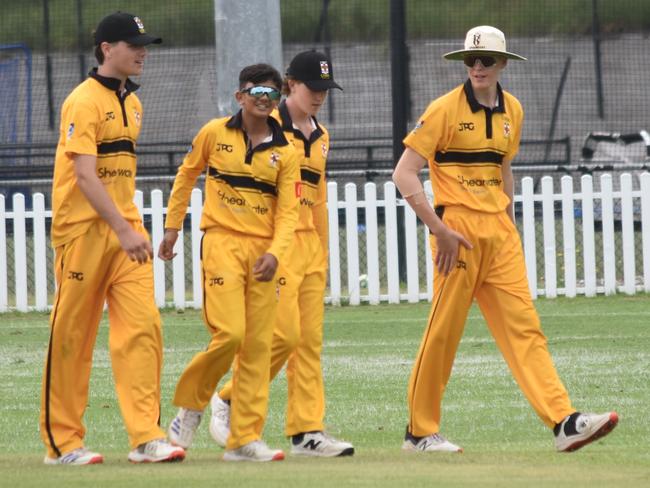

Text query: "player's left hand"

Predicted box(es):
[253, 253, 278, 282]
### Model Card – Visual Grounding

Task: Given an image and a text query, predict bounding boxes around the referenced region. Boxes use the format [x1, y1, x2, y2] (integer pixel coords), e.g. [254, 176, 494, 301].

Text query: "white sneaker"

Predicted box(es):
[554, 411, 618, 452]
[290, 431, 355, 457]
[223, 440, 285, 462]
[168, 408, 203, 449]
[402, 433, 463, 453]
[209, 393, 230, 448]
[127, 438, 185, 463]
[44, 447, 103, 465]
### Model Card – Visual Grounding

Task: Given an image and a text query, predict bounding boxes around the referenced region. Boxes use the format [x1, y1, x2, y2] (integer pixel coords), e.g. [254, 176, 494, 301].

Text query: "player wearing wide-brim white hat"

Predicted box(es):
[443, 25, 527, 61]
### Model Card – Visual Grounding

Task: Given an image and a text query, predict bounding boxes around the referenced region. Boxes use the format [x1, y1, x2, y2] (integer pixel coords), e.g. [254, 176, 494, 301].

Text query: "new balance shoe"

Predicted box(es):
[554, 411, 618, 452]
[209, 393, 230, 448]
[291, 431, 355, 457]
[168, 407, 203, 449]
[402, 431, 463, 453]
[128, 438, 185, 463]
[44, 447, 103, 465]
[223, 440, 285, 462]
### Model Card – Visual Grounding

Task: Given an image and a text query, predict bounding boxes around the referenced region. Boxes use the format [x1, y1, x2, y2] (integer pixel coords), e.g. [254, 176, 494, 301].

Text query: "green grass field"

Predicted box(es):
[1, 295, 649, 487]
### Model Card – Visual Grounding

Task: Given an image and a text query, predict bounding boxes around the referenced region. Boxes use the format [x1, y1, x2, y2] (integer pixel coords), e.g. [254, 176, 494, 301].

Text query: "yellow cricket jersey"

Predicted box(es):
[51, 69, 143, 247]
[404, 80, 523, 213]
[274, 101, 329, 251]
[165, 111, 301, 260]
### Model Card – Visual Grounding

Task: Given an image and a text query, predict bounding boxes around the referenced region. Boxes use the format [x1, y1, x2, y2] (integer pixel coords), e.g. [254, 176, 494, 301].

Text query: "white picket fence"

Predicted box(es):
[1, 172, 650, 312]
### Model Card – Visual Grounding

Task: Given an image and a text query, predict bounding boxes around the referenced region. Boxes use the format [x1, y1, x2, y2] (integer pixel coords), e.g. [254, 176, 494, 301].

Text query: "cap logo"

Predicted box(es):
[320, 61, 330, 79]
[473, 33, 481, 47]
[133, 16, 146, 34]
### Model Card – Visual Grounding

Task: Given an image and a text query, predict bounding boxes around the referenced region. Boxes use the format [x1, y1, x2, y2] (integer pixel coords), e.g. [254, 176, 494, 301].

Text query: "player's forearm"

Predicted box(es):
[164, 165, 202, 230]
[393, 156, 445, 236]
[75, 160, 131, 234]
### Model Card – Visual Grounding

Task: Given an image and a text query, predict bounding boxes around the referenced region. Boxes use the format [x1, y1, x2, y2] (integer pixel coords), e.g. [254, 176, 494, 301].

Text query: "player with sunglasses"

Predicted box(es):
[210, 51, 354, 458]
[393, 25, 618, 453]
[159, 64, 300, 462]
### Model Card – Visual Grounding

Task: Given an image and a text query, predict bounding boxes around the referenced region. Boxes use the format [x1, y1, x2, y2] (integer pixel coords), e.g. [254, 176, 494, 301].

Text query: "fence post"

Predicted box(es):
[364, 183, 380, 305]
[581, 175, 597, 296]
[521, 177, 537, 299]
[327, 181, 341, 305]
[404, 201, 419, 303]
[33, 193, 48, 310]
[641, 172, 650, 293]
[13, 194, 28, 311]
[345, 183, 360, 305]
[600, 174, 616, 295]
[384, 182, 400, 304]
[0, 195, 7, 312]
[620, 173, 635, 295]
[151, 190, 166, 308]
[541, 176, 557, 298]
[560, 176, 576, 297]
[190, 189, 203, 309]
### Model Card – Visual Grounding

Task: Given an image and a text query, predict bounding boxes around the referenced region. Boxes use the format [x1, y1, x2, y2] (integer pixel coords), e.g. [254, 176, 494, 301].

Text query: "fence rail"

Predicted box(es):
[1, 172, 650, 312]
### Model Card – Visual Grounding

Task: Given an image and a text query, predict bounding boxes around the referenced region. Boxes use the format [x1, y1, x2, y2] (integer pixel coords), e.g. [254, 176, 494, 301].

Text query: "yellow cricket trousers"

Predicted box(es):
[408, 206, 575, 437]
[219, 230, 327, 437]
[40, 220, 164, 457]
[172, 229, 278, 449]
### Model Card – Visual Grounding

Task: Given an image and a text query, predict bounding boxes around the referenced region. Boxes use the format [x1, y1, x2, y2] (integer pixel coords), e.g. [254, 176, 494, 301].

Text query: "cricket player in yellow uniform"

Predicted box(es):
[40, 12, 185, 465]
[209, 51, 354, 457]
[160, 64, 300, 462]
[393, 26, 618, 453]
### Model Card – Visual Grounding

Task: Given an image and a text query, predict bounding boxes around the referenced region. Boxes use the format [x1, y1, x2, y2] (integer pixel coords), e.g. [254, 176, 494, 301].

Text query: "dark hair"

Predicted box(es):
[94, 44, 104, 65]
[238, 63, 282, 90]
[281, 76, 295, 96]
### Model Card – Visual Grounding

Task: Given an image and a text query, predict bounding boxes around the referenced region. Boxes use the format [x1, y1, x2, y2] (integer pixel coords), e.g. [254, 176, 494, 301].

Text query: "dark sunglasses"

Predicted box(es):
[241, 86, 281, 101]
[463, 55, 498, 68]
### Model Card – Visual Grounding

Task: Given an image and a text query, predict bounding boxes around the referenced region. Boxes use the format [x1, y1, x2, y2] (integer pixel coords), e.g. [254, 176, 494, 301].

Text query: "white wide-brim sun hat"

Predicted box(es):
[443, 25, 526, 61]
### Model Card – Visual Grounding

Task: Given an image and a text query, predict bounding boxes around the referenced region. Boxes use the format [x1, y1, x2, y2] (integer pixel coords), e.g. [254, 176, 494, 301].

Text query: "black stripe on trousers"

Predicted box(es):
[44, 255, 66, 457]
[408, 276, 449, 435]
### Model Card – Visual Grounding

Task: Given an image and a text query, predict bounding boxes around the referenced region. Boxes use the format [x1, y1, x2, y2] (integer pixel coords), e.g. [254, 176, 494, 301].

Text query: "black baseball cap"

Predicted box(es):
[286, 51, 342, 91]
[94, 12, 162, 46]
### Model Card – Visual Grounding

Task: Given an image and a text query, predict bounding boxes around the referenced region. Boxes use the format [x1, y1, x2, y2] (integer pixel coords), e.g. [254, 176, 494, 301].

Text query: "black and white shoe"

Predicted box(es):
[402, 430, 462, 453]
[290, 431, 354, 457]
[554, 411, 618, 452]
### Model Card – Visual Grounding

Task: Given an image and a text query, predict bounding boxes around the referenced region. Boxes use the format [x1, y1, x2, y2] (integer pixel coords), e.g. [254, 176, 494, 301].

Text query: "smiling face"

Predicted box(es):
[101, 41, 148, 78]
[235, 80, 281, 120]
[465, 55, 507, 91]
[287, 79, 328, 117]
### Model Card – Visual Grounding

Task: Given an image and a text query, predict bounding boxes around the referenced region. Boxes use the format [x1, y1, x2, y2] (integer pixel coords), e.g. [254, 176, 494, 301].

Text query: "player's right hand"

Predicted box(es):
[158, 229, 179, 261]
[433, 226, 473, 276]
[118, 227, 154, 264]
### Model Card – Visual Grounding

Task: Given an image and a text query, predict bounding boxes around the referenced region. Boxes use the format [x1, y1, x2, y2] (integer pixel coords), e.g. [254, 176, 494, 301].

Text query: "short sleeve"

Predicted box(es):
[62, 97, 99, 157]
[403, 100, 448, 161]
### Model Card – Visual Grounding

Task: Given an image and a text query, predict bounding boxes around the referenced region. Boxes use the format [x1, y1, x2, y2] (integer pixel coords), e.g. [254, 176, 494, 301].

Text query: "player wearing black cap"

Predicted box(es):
[210, 51, 354, 458]
[40, 12, 184, 465]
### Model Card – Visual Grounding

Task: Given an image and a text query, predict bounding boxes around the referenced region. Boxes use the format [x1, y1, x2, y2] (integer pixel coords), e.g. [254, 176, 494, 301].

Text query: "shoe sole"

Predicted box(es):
[223, 451, 285, 462]
[44, 455, 104, 465]
[401, 441, 463, 453]
[128, 451, 186, 463]
[291, 447, 355, 458]
[561, 412, 619, 452]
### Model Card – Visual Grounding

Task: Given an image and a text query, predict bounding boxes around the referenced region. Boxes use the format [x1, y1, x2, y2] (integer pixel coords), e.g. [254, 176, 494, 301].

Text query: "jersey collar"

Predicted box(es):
[226, 110, 289, 147]
[277, 100, 324, 154]
[463, 79, 505, 114]
[89, 68, 140, 94]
